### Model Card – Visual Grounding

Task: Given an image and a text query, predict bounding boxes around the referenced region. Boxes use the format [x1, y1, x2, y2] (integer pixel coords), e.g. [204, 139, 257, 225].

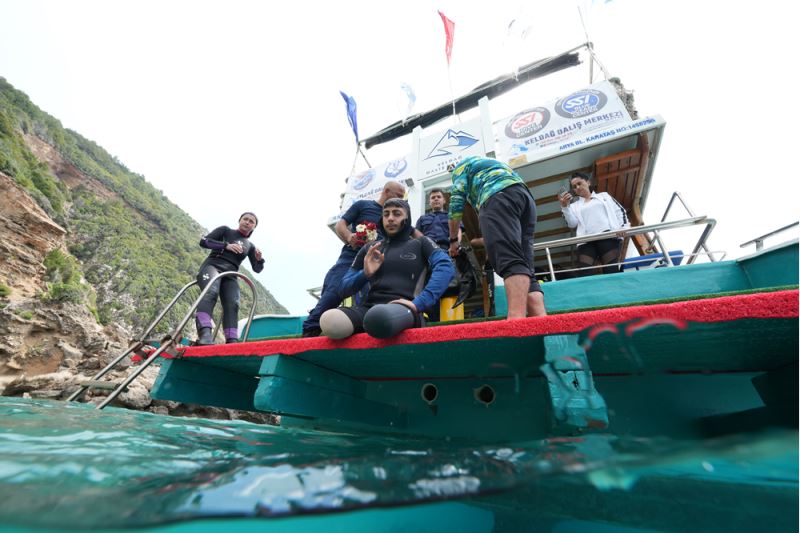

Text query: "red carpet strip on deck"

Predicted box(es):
[175, 289, 798, 360]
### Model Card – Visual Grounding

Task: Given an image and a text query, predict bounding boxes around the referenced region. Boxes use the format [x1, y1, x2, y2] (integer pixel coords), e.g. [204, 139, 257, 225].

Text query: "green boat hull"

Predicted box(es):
[152, 242, 798, 442]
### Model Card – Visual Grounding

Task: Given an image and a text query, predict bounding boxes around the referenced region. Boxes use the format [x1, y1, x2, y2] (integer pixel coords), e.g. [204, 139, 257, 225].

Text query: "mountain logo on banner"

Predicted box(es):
[425, 129, 479, 159]
[505, 107, 551, 139]
[555, 89, 608, 119]
[384, 158, 408, 178]
[352, 169, 376, 190]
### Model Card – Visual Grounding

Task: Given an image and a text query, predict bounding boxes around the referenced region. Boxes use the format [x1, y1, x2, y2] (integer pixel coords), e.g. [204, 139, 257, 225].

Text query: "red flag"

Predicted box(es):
[438, 10, 455, 65]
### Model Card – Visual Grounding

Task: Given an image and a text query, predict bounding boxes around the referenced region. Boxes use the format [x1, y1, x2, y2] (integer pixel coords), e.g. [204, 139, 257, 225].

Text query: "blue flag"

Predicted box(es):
[339, 90, 358, 144]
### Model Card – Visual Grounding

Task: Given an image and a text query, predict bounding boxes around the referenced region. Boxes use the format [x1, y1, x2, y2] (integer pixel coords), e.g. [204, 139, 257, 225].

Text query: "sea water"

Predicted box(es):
[0, 397, 796, 533]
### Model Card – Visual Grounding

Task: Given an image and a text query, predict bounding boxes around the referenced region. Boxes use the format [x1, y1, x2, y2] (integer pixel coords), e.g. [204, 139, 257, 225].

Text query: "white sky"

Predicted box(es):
[1, 0, 797, 314]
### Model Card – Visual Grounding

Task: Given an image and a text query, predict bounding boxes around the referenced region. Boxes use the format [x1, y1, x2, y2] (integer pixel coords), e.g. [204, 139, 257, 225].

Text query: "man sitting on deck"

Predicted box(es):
[301, 180, 407, 337]
[447, 156, 546, 319]
[319, 198, 455, 339]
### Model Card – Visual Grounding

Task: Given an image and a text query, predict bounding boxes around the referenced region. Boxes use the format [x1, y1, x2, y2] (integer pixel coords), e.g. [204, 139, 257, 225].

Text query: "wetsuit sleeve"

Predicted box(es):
[200, 226, 228, 250]
[338, 246, 370, 298]
[247, 243, 265, 273]
[411, 239, 456, 312]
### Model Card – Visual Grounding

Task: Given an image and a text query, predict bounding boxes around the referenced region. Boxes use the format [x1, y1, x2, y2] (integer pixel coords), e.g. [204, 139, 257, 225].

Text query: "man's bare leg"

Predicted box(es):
[527, 291, 546, 317]
[504, 274, 530, 319]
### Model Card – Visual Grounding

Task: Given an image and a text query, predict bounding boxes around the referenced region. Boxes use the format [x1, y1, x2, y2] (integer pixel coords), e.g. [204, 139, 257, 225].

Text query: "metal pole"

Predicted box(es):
[96, 271, 259, 409]
[134, 280, 197, 343]
[652, 230, 674, 266]
[659, 192, 716, 262]
[688, 220, 717, 264]
[95, 341, 174, 409]
[239, 274, 257, 342]
[66, 342, 141, 402]
[545, 247, 557, 281]
[67, 280, 198, 402]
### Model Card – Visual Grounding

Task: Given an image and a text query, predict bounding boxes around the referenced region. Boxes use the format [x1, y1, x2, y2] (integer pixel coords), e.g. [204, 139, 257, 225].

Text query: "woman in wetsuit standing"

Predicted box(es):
[195, 212, 264, 345]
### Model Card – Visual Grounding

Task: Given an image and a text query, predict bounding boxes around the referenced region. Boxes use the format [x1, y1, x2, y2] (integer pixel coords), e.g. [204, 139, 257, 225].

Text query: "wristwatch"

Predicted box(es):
[449, 237, 459, 243]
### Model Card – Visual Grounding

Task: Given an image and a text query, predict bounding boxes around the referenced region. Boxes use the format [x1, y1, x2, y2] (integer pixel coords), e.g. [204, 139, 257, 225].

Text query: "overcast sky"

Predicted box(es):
[1, 0, 797, 314]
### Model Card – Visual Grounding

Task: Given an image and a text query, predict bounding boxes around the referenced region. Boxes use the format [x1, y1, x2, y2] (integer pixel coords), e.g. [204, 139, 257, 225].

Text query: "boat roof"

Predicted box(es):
[362, 47, 582, 149]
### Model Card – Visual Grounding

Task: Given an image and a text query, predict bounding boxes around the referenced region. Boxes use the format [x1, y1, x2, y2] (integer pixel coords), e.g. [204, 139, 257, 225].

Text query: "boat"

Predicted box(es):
[116, 44, 796, 444]
[53, 42, 798, 532]
[148, 243, 797, 441]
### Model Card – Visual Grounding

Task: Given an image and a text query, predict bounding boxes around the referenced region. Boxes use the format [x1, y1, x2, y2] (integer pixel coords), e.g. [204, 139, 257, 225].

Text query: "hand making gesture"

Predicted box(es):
[363, 242, 384, 278]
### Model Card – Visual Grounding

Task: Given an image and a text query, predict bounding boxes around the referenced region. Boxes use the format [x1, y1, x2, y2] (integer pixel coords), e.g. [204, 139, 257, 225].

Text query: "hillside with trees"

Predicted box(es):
[0, 76, 286, 334]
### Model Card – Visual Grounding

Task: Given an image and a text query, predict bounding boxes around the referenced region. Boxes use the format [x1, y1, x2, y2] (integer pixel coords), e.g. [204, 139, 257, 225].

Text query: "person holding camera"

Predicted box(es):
[560, 171, 630, 275]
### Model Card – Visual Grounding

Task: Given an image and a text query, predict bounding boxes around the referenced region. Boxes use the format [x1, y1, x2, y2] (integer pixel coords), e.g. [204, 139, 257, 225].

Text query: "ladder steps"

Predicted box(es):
[80, 380, 125, 391]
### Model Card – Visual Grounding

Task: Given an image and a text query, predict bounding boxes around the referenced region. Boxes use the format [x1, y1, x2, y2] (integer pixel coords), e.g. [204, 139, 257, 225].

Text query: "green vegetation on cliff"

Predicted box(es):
[0, 77, 287, 332]
[42, 248, 99, 320]
[0, 103, 68, 221]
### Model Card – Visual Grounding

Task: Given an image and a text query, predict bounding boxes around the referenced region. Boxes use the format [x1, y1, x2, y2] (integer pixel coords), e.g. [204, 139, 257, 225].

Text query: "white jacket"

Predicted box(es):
[561, 191, 630, 237]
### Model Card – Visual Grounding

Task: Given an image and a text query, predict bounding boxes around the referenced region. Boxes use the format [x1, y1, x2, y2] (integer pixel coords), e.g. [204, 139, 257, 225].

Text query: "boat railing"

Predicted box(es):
[535, 215, 719, 282]
[740, 221, 800, 251]
[66, 271, 258, 409]
[537, 249, 725, 280]
[655, 192, 719, 262]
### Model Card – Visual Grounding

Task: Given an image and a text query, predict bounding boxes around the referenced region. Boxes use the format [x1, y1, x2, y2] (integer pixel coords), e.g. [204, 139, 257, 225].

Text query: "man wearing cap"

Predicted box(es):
[301, 180, 407, 337]
[447, 157, 546, 319]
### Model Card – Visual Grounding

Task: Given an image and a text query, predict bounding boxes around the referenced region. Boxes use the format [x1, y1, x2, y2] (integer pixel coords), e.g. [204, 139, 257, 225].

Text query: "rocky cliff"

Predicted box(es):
[0, 78, 282, 423]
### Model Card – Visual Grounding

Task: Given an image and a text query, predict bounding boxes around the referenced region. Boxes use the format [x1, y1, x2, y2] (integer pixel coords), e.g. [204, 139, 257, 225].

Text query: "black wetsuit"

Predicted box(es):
[301, 199, 384, 335]
[337, 201, 454, 334]
[196, 226, 264, 340]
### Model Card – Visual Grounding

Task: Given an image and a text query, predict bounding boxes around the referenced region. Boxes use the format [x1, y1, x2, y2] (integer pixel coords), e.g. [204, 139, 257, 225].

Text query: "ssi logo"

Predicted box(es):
[555, 89, 607, 118]
[504, 107, 550, 139]
[384, 158, 408, 178]
[352, 169, 375, 190]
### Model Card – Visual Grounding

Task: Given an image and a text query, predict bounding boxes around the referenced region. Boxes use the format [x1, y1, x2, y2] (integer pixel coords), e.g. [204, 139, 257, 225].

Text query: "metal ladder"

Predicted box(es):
[66, 271, 258, 409]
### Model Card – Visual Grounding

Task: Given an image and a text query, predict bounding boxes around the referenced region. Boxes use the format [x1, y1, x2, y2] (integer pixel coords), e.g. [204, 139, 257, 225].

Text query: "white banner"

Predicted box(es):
[417, 117, 487, 180]
[333, 155, 414, 222]
[496, 80, 633, 163]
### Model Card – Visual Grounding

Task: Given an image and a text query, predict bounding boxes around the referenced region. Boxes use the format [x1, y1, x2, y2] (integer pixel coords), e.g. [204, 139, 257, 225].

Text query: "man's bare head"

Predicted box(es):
[378, 181, 406, 205]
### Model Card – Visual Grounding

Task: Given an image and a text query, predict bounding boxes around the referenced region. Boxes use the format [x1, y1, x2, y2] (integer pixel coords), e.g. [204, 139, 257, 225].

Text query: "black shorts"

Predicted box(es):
[479, 184, 542, 294]
[577, 238, 621, 262]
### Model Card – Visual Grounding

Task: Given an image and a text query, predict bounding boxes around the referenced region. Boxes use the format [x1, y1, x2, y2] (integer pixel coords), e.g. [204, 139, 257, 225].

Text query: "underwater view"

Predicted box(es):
[0, 396, 796, 533]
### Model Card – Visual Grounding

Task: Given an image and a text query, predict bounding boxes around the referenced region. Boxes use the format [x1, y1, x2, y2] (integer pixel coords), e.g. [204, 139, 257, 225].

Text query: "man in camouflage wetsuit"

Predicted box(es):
[447, 156, 546, 319]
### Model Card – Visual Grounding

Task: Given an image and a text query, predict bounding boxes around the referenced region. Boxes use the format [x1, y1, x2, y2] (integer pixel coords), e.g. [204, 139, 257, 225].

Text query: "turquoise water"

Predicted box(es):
[0, 397, 796, 532]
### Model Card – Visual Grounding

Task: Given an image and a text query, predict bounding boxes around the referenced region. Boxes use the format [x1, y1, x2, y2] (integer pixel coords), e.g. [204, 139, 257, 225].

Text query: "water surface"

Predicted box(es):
[0, 397, 796, 532]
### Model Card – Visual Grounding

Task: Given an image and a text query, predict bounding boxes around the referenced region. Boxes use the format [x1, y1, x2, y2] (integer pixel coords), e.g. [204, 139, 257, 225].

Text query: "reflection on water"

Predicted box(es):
[0, 397, 796, 532]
